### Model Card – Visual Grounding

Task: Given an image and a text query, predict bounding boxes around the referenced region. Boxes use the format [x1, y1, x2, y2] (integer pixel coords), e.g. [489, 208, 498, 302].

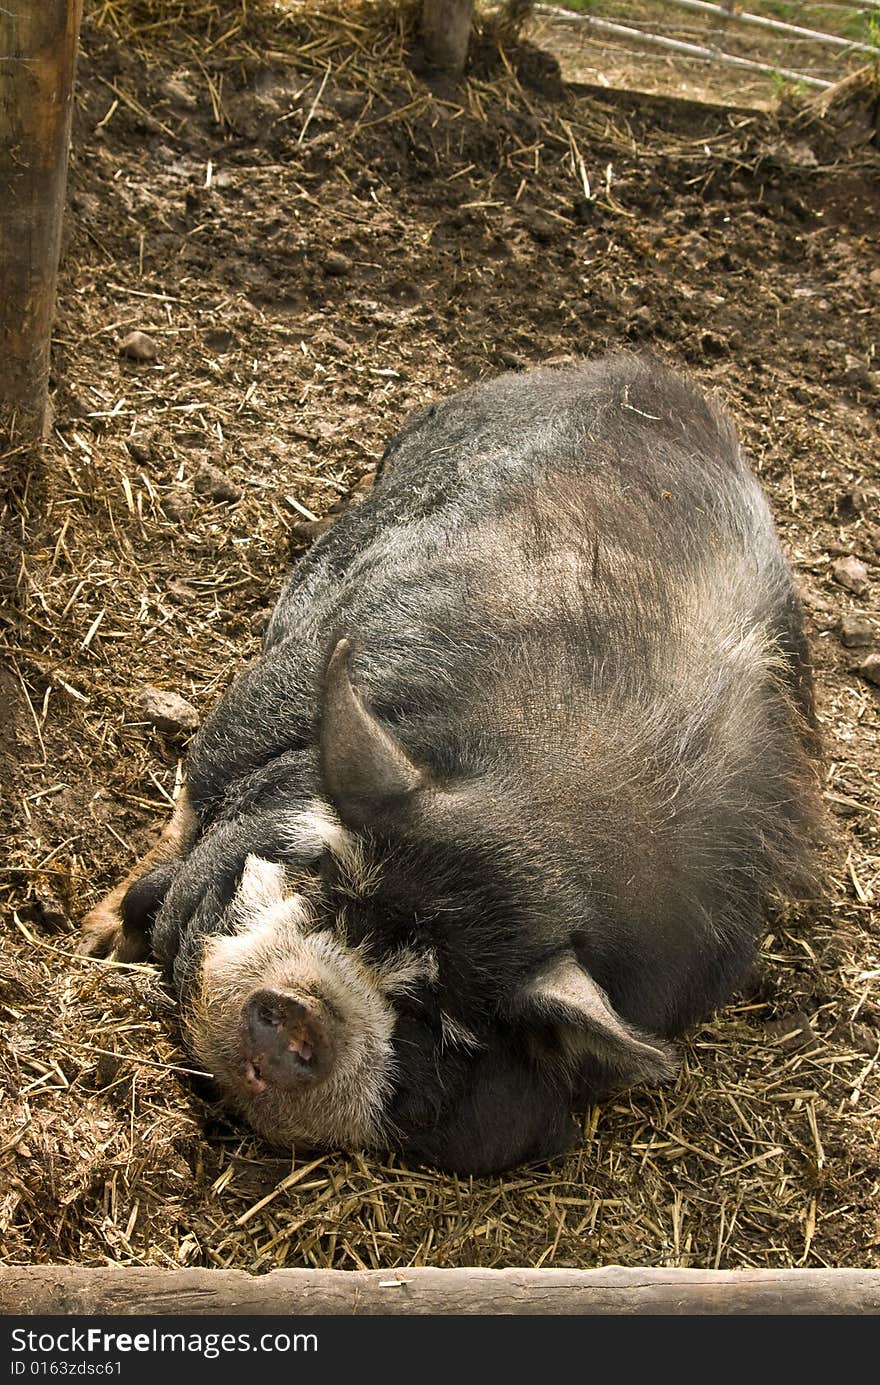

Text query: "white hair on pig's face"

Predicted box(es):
[183, 844, 424, 1152]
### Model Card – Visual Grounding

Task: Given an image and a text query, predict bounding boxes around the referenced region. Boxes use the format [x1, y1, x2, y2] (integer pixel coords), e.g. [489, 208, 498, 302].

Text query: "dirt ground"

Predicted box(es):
[1, 0, 879, 1272]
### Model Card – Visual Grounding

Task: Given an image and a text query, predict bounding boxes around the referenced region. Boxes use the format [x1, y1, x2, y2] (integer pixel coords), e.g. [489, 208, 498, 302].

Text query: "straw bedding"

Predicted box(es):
[1, 0, 878, 1270]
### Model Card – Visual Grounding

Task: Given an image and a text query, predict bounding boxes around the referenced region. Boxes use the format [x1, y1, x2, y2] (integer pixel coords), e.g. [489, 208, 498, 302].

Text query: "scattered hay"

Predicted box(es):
[1, 0, 878, 1271]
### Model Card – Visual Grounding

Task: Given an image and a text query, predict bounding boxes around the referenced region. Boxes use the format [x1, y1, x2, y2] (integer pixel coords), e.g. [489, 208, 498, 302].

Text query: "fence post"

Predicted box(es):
[0, 1, 83, 456]
[421, 0, 475, 78]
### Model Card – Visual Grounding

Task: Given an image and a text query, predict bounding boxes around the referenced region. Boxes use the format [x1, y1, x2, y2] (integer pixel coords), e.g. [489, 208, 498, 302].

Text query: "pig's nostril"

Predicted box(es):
[256, 999, 282, 1029]
[242, 1058, 267, 1095]
[242, 988, 334, 1089]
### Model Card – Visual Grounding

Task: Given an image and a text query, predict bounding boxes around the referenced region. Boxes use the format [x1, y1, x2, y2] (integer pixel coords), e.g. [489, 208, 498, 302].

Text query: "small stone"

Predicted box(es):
[193, 460, 242, 503]
[323, 251, 352, 277]
[838, 613, 876, 649]
[831, 555, 869, 596]
[855, 653, 880, 688]
[136, 685, 199, 735]
[119, 330, 159, 362]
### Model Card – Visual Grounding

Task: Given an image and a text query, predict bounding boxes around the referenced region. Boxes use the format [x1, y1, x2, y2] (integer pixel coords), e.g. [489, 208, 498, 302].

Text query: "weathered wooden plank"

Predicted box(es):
[0, 0, 83, 450]
[2, 1266, 879, 1316]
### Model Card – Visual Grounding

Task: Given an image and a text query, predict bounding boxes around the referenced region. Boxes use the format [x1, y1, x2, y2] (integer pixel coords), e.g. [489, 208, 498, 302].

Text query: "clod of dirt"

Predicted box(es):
[699, 329, 729, 357]
[831, 555, 869, 595]
[204, 328, 236, 353]
[23, 893, 69, 933]
[119, 330, 159, 362]
[135, 685, 199, 735]
[522, 210, 556, 245]
[764, 1012, 818, 1053]
[322, 251, 353, 277]
[679, 231, 710, 269]
[855, 653, 880, 688]
[125, 437, 152, 465]
[161, 73, 198, 111]
[842, 355, 875, 388]
[161, 488, 194, 523]
[837, 487, 876, 521]
[498, 349, 525, 369]
[806, 65, 880, 154]
[192, 461, 242, 503]
[838, 613, 877, 649]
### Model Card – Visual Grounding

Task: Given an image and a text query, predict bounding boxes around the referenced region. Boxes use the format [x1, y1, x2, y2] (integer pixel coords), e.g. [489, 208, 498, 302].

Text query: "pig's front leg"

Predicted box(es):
[77, 787, 198, 962]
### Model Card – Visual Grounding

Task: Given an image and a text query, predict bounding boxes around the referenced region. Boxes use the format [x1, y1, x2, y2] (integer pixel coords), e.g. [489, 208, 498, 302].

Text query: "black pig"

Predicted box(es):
[80, 354, 822, 1174]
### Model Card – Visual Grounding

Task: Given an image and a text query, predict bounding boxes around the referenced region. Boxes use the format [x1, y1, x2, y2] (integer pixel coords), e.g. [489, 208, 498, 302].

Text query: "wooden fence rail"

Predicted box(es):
[2, 1266, 880, 1315]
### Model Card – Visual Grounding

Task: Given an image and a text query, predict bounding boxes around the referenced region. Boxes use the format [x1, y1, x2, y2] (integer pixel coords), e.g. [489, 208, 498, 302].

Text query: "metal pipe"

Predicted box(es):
[533, 8, 834, 89]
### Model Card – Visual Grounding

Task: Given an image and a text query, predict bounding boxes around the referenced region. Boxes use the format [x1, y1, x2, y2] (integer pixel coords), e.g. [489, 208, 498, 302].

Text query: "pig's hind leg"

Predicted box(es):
[77, 788, 198, 962]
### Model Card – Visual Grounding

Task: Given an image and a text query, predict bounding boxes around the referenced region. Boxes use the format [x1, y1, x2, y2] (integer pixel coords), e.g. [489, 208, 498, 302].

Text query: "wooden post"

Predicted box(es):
[0, 1, 83, 454]
[421, 0, 475, 78]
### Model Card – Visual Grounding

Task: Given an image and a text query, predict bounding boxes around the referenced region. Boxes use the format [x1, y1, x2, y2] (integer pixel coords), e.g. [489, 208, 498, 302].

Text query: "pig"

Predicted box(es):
[79, 353, 823, 1175]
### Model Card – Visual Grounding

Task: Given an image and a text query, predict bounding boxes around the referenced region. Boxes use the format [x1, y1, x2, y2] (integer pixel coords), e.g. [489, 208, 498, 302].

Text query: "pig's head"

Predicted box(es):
[181, 639, 676, 1174]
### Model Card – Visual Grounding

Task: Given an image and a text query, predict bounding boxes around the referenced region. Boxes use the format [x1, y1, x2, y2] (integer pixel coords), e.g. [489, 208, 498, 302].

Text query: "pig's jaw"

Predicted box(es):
[184, 899, 397, 1150]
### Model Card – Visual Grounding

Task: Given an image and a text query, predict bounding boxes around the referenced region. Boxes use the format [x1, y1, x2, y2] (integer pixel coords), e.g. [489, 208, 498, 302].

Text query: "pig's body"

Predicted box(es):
[85, 355, 822, 1174]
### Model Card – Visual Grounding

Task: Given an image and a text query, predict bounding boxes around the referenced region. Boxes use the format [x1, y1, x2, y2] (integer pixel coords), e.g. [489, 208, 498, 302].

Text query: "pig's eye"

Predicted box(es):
[392, 986, 436, 1024]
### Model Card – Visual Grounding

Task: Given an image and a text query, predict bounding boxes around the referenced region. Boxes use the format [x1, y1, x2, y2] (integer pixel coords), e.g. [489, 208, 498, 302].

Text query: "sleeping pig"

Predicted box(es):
[79, 354, 823, 1174]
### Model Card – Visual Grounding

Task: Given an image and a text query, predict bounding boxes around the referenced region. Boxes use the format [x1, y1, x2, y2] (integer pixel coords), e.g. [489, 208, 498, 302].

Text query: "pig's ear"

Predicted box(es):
[520, 954, 677, 1088]
[321, 638, 426, 827]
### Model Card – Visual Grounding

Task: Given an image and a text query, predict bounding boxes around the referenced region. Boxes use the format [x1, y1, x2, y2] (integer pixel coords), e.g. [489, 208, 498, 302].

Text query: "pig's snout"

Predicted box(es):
[242, 988, 336, 1093]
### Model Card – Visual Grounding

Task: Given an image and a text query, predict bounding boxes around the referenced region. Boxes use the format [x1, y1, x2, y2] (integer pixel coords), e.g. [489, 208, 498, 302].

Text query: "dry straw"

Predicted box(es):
[1, 0, 878, 1272]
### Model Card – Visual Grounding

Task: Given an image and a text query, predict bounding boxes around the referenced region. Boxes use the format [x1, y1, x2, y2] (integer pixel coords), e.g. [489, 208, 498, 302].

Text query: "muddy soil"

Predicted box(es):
[1, 0, 878, 1271]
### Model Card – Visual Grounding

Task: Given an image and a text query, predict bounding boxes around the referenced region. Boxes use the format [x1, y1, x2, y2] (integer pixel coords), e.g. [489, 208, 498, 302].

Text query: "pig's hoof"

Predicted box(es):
[77, 907, 150, 963]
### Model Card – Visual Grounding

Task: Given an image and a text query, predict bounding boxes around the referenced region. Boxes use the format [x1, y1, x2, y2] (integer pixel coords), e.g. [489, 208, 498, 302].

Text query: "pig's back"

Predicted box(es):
[265, 353, 801, 734]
